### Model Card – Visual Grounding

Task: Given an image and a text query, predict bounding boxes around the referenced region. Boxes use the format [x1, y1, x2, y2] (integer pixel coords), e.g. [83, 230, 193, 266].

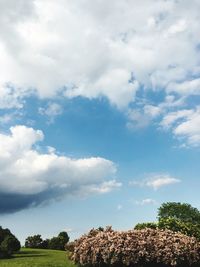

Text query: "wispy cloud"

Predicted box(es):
[39, 102, 63, 123]
[160, 107, 200, 147]
[130, 173, 181, 190]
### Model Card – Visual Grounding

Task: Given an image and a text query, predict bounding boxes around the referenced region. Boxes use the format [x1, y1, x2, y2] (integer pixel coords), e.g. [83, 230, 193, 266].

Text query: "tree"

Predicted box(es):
[25, 235, 44, 249]
[58, 231, 69, 243]
[48, 237, 63, 250]
[158, 202, 200, 224]
[40, 239, 50, 249]
[0, 226, 21, 258]
[1, 236, 21, 257]
[49, 232, 69, 250]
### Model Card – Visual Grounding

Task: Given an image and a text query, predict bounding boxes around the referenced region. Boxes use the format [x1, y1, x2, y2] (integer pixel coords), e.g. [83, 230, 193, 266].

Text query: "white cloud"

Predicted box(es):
[160, 109, 194, 129]
[135, 198, 157, 206]
[167, 78, 200, 96]
[160, 107, 200, 146]
[0, 0, 200, 109]
[0, 0, 199, 148]
[0, 125, 119, 213]
[130, 173, 181, 190]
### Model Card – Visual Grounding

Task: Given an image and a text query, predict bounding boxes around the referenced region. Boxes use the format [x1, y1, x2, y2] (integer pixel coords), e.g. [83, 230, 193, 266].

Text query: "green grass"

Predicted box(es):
[0, 248, 76, 267]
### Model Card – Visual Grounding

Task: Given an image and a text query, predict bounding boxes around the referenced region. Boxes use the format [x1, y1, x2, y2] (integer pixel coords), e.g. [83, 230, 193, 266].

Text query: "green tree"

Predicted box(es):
[25, 235, 43, 249]
[48, 237, 63, 250]
[0, 236, 21, 257]
[0, 226, 21, 258]
[158, 202, 200, 224]
[49, 232, 69, 250]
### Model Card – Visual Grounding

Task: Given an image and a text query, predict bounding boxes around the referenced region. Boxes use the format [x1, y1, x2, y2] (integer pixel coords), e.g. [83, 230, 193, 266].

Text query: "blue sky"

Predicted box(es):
[0, 0, 200, 244]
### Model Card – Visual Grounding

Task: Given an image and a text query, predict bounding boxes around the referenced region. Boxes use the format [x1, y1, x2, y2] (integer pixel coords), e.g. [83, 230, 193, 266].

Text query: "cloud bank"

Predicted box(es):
[0, 125, 120, 213]
[0, 0, 200, 146]
[0, 0, 200, 105]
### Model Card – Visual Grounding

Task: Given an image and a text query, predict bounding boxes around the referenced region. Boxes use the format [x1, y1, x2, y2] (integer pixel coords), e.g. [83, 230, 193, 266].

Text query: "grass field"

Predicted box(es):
[0, 248, 76, 267]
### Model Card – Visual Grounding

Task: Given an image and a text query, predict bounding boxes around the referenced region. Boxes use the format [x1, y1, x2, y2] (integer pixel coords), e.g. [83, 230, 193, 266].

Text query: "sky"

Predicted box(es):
[0, 0, 200, 244]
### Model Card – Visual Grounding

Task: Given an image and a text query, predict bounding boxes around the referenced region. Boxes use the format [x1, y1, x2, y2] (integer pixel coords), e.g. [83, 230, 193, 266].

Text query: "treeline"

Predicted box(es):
[0, 226, 20, 258]
[25, 231, 69, 250]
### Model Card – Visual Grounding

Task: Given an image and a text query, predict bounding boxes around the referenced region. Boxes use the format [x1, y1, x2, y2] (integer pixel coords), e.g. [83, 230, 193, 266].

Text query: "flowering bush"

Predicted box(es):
[68, 227, 200, 267]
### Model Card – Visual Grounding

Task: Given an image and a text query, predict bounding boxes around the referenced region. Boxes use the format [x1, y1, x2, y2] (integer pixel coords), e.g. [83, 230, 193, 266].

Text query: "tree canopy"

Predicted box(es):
[158, 202, 200, 224]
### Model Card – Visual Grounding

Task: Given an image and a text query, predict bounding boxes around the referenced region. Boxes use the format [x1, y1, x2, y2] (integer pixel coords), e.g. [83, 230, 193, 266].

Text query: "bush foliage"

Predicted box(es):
[0, 226, 21, 258]
[68, 227, 200, 267]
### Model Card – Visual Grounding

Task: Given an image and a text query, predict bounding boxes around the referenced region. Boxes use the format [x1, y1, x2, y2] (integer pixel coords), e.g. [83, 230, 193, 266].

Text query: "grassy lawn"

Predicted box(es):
[0, 248, 76, 267]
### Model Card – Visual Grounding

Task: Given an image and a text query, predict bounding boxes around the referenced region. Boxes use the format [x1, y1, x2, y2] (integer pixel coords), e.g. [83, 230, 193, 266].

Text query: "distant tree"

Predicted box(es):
[25, 231, 70, 250]
[49, 237, 65, 250]
[58, 232, 69, 243]
[40, 239, 50, 249]
[49, 232, 69, 251]
[25, 235, 44, 249]
[158, 202, 200, 224]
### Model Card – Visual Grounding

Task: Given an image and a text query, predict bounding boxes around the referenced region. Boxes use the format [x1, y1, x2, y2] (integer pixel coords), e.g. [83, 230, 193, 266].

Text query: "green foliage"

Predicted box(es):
[158, 217, 200, 240]
[49, 232, 69, 250]
[158, 202, 200, 224]
[25, 235, 44, 249]
[58, 232, 69, 244]
[0, 226, 21, 258]
[134, 222, 158, 230]
[1, 236, 21, 256]
[48, 237, 62, 250]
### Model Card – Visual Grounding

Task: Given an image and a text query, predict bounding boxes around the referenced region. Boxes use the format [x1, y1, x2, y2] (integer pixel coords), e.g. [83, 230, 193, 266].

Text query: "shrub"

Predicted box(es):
[0, 226, 21, 258]
[69, 227, 200, 267]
